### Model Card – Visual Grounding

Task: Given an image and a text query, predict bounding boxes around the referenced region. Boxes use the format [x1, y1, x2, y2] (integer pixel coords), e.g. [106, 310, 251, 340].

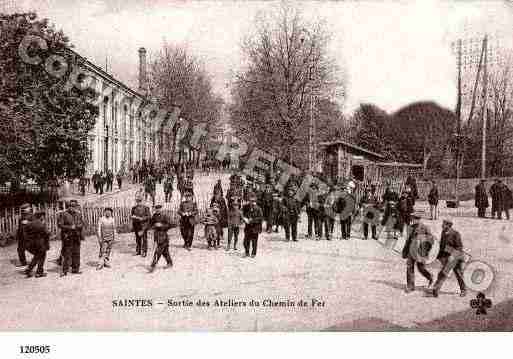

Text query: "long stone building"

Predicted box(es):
[70, 47, 157, 176]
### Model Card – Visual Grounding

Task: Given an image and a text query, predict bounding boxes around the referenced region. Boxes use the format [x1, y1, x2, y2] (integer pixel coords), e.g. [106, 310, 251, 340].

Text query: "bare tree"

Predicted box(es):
[149, 43, 224, 165]
[230, 2, 343, 163]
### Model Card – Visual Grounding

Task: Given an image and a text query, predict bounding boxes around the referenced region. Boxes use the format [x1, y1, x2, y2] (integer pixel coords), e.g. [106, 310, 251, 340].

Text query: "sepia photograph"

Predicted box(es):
[0, 0, 512, 345]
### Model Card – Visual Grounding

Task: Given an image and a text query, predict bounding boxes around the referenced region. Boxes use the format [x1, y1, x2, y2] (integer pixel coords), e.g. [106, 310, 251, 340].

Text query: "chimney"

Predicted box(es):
[138, 47, 147, 95]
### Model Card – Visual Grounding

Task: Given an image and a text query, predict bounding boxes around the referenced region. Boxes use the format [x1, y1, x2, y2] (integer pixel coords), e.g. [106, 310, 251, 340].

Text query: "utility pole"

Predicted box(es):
[481, 35, 488, 179]
[308, 65, 316, 173]
[455, 39, 462, 205]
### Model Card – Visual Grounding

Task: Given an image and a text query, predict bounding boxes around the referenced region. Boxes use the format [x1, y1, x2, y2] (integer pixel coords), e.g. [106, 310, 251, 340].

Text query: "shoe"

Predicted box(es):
[134, 252, 141, 256]
[234, 247, 237, 250]
[363, 237, 368, 240]
[25, 271, 33, 278]
[187, 247, 191, 251]
[148, 266, 155, 273]
[104, 263, 111, 268]
[60, 272, 67, 277]
[244, 254, 250, 258]
[250, 254, 256, 258]
[71, 271, 82, 274]
[166, 262, 173, 269]
[460, 290, 467, 297]
[35, 273, 47, 278]
[405, 288, 414, 294]
[225, 247, 230, 251]
[293, 239, 298, 242]
[431, 289, 439, 298]
[141, 253, 147, 258]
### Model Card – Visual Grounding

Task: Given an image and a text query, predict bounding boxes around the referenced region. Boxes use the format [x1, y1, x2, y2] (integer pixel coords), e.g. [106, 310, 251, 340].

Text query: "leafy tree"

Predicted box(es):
[0, 12, 98, 187]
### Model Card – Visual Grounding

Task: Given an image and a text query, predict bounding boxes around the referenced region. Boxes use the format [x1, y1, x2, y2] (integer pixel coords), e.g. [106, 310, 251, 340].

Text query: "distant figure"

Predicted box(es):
[500, 181, 512, 220]
[489, 179, 503, 219]
[97, 207, 117, 270]
[475, 179, 488, 218]
[242, 192, 263, 258]
[428, 181, 439, 220]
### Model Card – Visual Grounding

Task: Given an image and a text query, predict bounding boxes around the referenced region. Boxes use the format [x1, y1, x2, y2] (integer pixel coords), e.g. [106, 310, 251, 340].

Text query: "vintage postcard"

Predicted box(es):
[0, 0, 512, 340]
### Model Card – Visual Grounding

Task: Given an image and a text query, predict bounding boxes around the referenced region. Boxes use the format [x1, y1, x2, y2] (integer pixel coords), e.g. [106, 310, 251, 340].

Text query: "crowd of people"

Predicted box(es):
[12, 169, 471, 299]
[475, 178, 513, 219]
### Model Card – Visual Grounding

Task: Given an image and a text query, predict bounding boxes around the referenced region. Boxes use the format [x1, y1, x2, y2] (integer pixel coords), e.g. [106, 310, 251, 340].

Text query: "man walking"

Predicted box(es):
[149, 205, 174, 272]
[402, 214, 433, 293]
[131, 194, 151, 257]
[242, 192, 263, 258]
[490, 179, 503, 219]
[24, 210, 51, 278]
[474, 179, 488, 218]
[57, 200, 84, 276]
[360, 184, 379, 240]
[178, 190, 198, 250]
[430, 219, 467, 298]
[282, 185, 301, 242]
[15, 203, 33, 267]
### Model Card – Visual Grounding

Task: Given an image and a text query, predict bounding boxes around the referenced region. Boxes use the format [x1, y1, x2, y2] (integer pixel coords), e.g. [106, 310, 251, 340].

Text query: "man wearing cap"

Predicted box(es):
[402, 213, 433, 293]
[474, 179, 488, 218]
[178, 190, 198, 250]
[242, 192, 263, 258]
[430, 219, 466, 298]
[15, 203, 33, 267]
[57, 200, 84, 276]
[131, 195, 151, 257]
[360, 185, 380, 240]
[149, 204, 174, 272]
[282, 185, 302, 242]
[24, 211, 51, 278]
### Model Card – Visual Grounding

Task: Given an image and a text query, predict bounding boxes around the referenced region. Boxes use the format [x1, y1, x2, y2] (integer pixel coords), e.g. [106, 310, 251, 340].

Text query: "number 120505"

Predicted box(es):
[19, 345, 51, 354]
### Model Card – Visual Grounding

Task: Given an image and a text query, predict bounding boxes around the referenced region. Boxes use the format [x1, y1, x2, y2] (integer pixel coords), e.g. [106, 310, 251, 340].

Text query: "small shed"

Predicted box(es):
[318, 140, 422, 185]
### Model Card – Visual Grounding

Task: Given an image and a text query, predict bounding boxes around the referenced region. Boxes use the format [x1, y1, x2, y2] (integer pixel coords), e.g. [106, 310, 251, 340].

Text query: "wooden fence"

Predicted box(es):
[0, 197, 212, 241]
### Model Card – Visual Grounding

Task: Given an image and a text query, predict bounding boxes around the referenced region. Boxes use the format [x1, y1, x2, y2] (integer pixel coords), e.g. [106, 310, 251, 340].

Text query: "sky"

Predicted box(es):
[3, 0, 513, 115]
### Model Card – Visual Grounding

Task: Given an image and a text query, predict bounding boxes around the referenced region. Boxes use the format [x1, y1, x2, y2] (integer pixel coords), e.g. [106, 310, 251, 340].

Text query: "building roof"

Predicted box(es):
[318, 140, 386, 160]
[377, 161, 422, 168]
[66, 48, 145, 99]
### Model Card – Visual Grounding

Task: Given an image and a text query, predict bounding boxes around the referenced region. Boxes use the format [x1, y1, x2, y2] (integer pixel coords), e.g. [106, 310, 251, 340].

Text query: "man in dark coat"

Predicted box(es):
[178, 190, 198, 250]
[15, 203, 33, 267]
[430, 219, 467, 298]
[397, 189, 414, 233]
[131, 194, 151, 257]
[210, 191, 228, 246]
[402, 214, 433, 293]
[282, 185, 301, 242]
[164, 174, 174, 203]
[335, 186, 356, 240]
[259, 184, 274, 233]
[500, 181, 512, 220]
[149, 205, 174, 272]
[428, 181, 439, 220]
[360, 185, 380, 240]
[474, 179, 488, 218]
[57, 200, 84, 276]
[24, 211, 51, 278]
[242, 192, 263, 258]
[302, 183, 318, 239]
[489, 179, 503, 219]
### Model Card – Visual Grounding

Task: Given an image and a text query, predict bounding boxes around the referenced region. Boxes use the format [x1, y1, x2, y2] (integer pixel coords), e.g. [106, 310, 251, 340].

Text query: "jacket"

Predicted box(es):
[25, 218, 50, 252]
[151, 212, 172, 244]
[242, 203, 263, 235]
[131, 204, 151, 232]
[57, 210, 85, 242]
[438, 228, 463, 259]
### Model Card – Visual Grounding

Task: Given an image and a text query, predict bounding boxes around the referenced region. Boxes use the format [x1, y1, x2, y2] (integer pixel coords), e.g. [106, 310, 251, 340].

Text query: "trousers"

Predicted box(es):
[151, 243, 172, 267]
[180, 222, 195, 248]
[99, 240, 113, 265]
[62, 239, 81, 273]
[227, 226, 240, 248]
[243, 231, 259, 256]
[284, 219, 298, 241]
[406, 257, 433, 290]
[134, 230, 148, 255]
[18, 239, 27, 265]
[27, 249, 46, 274]
[433, 256, 466, 292]
[340, 216, 352, 239]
